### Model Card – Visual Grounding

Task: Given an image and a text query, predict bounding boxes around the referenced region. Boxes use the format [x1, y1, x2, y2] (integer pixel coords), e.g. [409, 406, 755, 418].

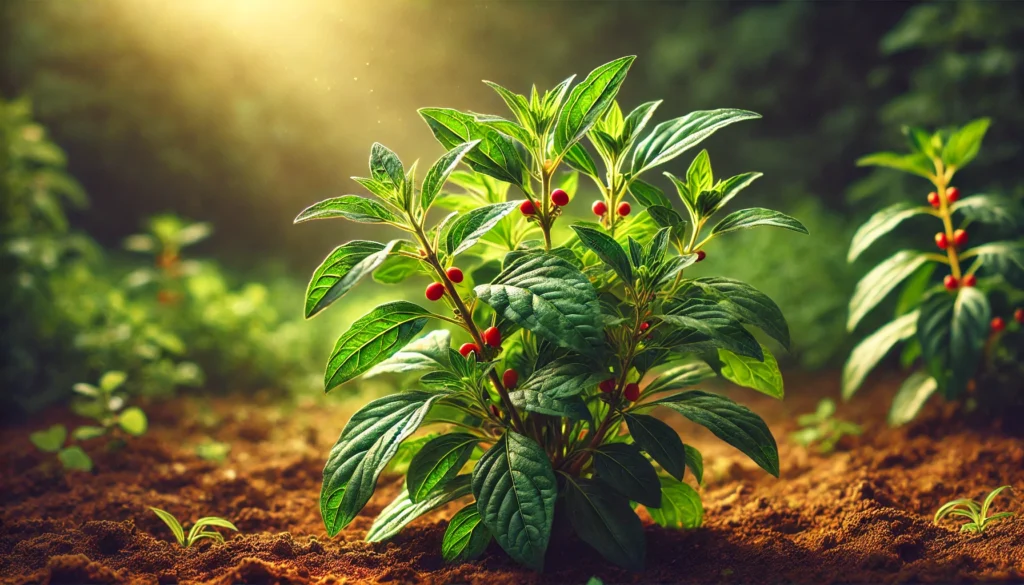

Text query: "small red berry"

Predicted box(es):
[617, 202, 631, 217]
[640, 322, 650, 332]
[943, 275, 959, 290]
[962, 274, 977, 287]
[696, 250, 707, 262]
[946, 187, 960, 203]
[953, 229, 968, 247]
[551, 189, 570, 207]
[446, 267, 464, 283]
[991, 317, 1006, 333]
[520, 200, 536, 215]
[459, 342, 481, 358]
[934, 232, 948, 250]
[483, 326, 502, 347]
[599, 378, 616, 393]
[927, 191, 940, 208]
[490, 404, 501, 419]
[624, 383, 641, 402]
[502, 369, 519, 389]
[592, 200, 608, 216]
[425, 282, 446, 301]
[1014, 308, 1023, 324]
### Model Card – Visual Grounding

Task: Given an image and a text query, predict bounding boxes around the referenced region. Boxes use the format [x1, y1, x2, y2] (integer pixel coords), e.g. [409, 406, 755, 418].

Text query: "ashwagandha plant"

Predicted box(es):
[843, 119, 1024, 426]
[294, 56, 807, 571]
[933, 486, 1015, 534]
[149, 507, 238, 547]
[789, 399, 862, 454]
[123, 214, 211, 304]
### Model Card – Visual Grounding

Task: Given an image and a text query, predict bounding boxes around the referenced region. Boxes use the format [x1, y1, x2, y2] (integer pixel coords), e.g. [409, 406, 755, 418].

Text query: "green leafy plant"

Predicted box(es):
[933, 486, 1015, 534]
[789, 399, 862, 454]
[844, 119, 1024, 425]
[149, 507, 238, 547]
[295, 56, 805, 571]
[124, 214, 210, 305]
[28, 424, 93, 472]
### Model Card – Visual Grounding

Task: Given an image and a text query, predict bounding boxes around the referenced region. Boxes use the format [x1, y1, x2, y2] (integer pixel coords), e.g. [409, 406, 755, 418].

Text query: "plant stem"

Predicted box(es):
[540, 170, 553, 251]
[933, 162, 962, 279]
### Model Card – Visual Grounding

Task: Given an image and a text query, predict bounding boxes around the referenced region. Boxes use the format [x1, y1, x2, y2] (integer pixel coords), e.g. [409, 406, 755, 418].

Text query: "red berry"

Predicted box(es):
[483, 326, 502, 347]
[599, 378, 616, 393]
[943, 275, 959, 291]
[640, 322, 650, 332]
[459, 342, 481, 358]
[425, 282, 446, 301]
[502, 368, 519, 389]
[490, 404, 501, 419]
[624, 383, 640, 402]
[934, 232, 948, 250]
[446, 267, 464, 283]
[520, 200, 536, 215]
[592, 200, 608, 216]
[962, 274, 977, 287]
[617, 202, 631, 217]
[927, 191, 940, 208]
[696, 250, 707, 262]
[946, 187, 960, 203]
[551, 189, 570, 207]
[953, 229, 968, 247]
[1014, 308, 1023, 324]
[991, 317, 1006, 333]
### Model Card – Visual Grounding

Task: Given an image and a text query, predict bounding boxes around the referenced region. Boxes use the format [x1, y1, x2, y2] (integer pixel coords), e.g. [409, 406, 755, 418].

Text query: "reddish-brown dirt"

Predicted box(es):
[2, 372, 1023, 584]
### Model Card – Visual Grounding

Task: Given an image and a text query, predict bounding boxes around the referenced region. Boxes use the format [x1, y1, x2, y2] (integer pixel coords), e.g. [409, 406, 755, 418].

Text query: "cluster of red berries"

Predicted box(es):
[598, 378, 641, 402]
[992, 309, 1024, 333]
[934, 229, 968, 251]
[519, 189, 572, 215]
[591, 200, 630, 218]
[943, 273, 976, 291]
[927, 186, 960, 208]
[457, 326, 503, 358]
[425, 267, 465, 301]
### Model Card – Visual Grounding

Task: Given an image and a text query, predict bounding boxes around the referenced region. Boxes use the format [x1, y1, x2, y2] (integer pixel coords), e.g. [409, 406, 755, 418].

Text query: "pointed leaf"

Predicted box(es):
[843, 311, 918, 399]
[305, 241, 395, 318]
[716, 172, 762, 210]
[571, 225, 633, 284]
[951, 195, 1023, 230]
[848, 250, 931, 331]
[684, 445, 704, 484]
[518, 357, 605, 399]
[407, 434, 478, 503]
[365, 330, 452, 376]
[442, 504, 492, 563]
[509, 390, 591, 420]
[366, 475, 472, 543]
[370, 143, 405, 186]
[856, 151, 935, 179]
[717, 344, 784, 399]
[644, 362, 715, 396]
[942, 118, 990, 168]
[624, 413, 686, 480]
[563, 476, 645, 571]
[629, 179, 672, 208]
[294, 195, 399, 224]
[646, 478, 703, 529]
[421, 141, 481, 212]
[564, 143, 599, 177]
[688, 277, 791, 350]
[325, 301, 432, 389]
[848, 202, 933, 261]
[621, 100, 661, 147]
[554, 56, 636, 154]
[446, 201, 519, 257]
[419, 108, 526, 187]
[888, 371, 938, 427]
[632, 109, 760, 175]
[593, 443, 661, 507]
[712, 208, 808, 236]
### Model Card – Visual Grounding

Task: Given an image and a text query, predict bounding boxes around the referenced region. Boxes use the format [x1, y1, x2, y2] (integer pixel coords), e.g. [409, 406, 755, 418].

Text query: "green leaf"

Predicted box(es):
[644, 362, 716, 396]
[30, 424, 67, 453]
[305, 240, 395, 318]
[419, 108, 526, 187]
[187, 517, 238, 545]
[370, 143, 406, 186]
[472, 431, 557, 570]
[421, 141, 481, 212]
[917, 288, 990, 398]
[518, 357, 605, 399]
[554, 56, 635, 154]
[99, 371, 127, 392]
[445, 201, 519, 257]
[629, 179, 672, 208]
[968, 241, 1024, 287]
[848, 202, 933, 262]
[294, 195, 399, 224]
[509, 390, 591, 421]
[58, 446, 93, 472]
[904, 126, 937, 157]
[117, 407, 148, 436]
[365, 330, 452, 377]
[321, 391, 439, 536]
[563, 476, 645, 572]
[475, 253, 603, 355]
[407, 434, 478, 503]
[842, 311, 918, 400]
[646, 478, 703, 530]
[653, 390, 779, 477]
[848, 250, 931, 331]
[442, 504, 492, 563]
[571, 225, 633, 284]
[659, 298, 763, 361]
[621, 100, 661, 147]
[593, 443, 661, 508]
[366, 475, 472, 542]
[72, 425, 107, 441]
[483, 81, 534, 131]
[373, 253, 423, 284]
[942, 118, 990, 169]
[684, 445, 704, 484]
[624, 413, 686, 481]
[888, 371, 938, 427]
[711, 208, 808, 236]
[717, 345, 784, 399]
[325, 301, 432, 390]
[716, 172, 762, 210]
[686, 150, 713, 196]
[646, 206, 685, 232]
[951, 195, 1023, 231]
[564, 143, 599, 177]
[150, 507, 186, 546]
[688, 277, 791, 349]
[632, 109, 760, 175]
[353, 176, 396, 200]
[856, 151, 935, 179]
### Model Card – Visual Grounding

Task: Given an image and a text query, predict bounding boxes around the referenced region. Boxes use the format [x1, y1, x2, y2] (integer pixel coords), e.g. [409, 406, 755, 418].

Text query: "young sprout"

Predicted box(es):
[933, 486, 1015, 534]
[149, 507, 239, 547]
[790, 398, 862, 454]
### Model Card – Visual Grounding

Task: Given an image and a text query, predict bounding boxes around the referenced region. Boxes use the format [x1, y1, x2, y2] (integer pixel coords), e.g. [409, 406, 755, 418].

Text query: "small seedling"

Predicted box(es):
[194, 440, 231, 462]
[790, 399, 862, 454]
[29, 424, 93, 472]
[934, 486, 1015, 534]
[149, 507, 239, 547]
[123, 214, 210, 302]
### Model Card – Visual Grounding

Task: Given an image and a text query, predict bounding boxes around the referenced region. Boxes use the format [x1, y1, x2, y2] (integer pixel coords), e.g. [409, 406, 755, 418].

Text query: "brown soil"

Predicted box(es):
[2, 373, 1023, 585]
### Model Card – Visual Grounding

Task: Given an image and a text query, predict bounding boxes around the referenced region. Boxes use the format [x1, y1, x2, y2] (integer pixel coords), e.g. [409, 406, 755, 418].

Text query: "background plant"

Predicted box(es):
[789, 399, 862, 454]
[933, 486, 1015, 534]
[842, 120, 1024, 425]
[297, 56, 806, 571]
[149, 507, 239, 547]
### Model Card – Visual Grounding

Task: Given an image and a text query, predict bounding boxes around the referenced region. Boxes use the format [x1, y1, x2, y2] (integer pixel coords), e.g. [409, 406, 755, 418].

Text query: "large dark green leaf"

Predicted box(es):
[407, 433, 478, 503]
[631, 109, 760, 175]
[518, 357, 605, 399]
[687, 277, 791, 349]
[564, 143, 599, 177]
[554, 56, 635, 154]
[563, 476, 645, 572]
[509, 390, 591, 420]
[571, 225, 633, 284]
[842, 311, 917, 399]
[646, 478, 703, 529]
[472, 431, 557, 570]
[624, 413, 686, 481]
[659, 298, 763, 361]
[593, 443, 661, 508]
[848, 202, 932, 262]
[917, 288, 990, 398]
[848, 250, 931, 331]
[325, 302, 432, 389]
[684, 445, 703, 484]
[369, 142, 405, 186]
[304, 241, 395, 318]
[321, 391, 439, 536]
[653, 390, 779, 477]
[365, 330, 452, 377]
[365, 475, 472, 542]
[711, 208, 808, 236]
[475, 253, 603, 354]
[294, 195, 399, 224]
[629, 179, 672, 208]
[445, 201, 519, 257]
[442, 504, 492, 563]
[419, 108, 526, 187]
[421, 141, 481, 212]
